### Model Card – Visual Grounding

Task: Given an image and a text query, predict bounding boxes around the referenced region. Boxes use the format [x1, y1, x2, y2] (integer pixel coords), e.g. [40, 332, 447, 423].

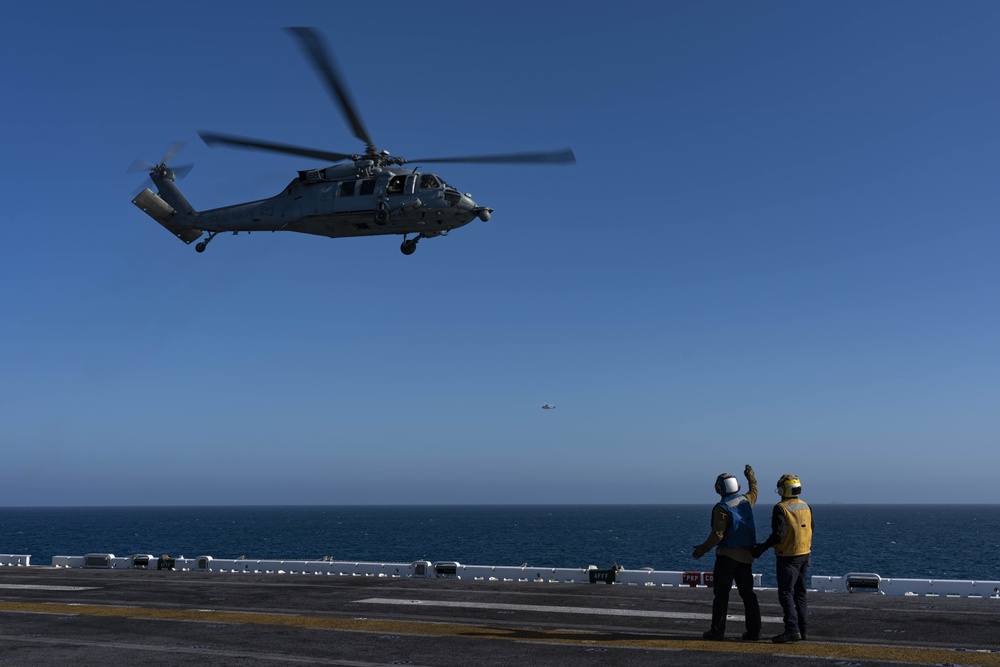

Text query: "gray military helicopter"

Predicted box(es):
[130, 27, 575, 256]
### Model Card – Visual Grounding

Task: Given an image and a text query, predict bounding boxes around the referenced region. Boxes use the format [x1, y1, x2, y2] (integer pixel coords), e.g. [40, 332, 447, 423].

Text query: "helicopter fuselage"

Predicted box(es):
[137, 162, 493, 254]
[193, 164, 490, 241]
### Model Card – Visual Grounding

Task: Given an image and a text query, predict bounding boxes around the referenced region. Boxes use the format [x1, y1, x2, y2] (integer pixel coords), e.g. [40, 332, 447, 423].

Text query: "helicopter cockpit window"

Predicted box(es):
[419, 174, 441, 190]
[339, 181, 355, 197]
[387, 175, 406, 195]
[359, 179, 376, 196]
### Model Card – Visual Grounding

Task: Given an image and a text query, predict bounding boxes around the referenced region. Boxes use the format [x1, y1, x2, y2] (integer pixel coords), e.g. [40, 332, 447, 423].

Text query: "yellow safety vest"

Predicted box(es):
[775, 498, 812, 557]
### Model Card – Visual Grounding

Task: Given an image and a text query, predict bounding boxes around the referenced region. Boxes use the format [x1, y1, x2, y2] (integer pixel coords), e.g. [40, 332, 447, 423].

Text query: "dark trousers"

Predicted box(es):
[710, 554, 761, 635]
[776, 555, 809, 634]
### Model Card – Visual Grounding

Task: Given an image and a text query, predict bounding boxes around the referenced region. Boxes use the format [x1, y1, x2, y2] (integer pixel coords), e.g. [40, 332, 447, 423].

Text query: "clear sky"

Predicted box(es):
[2, 1, 998, 506]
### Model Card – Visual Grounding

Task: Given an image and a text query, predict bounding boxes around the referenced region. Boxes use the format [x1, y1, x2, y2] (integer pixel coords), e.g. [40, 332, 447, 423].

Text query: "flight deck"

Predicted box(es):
[0, 566, 998, 666]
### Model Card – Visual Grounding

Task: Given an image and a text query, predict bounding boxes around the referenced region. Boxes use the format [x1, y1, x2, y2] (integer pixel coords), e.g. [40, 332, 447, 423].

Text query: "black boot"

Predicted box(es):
[772, 630, 801, 643]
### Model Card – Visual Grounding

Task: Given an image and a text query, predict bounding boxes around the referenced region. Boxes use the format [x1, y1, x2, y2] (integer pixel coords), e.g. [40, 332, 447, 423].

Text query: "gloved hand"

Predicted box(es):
[751, 544, 766, 559]
[692, 545, 709, 559]
[744, 464, 755, 481]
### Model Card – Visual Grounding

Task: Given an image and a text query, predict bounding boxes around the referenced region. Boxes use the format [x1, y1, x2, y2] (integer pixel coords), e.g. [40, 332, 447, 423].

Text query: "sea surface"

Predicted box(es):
[2, 505, 998, 588]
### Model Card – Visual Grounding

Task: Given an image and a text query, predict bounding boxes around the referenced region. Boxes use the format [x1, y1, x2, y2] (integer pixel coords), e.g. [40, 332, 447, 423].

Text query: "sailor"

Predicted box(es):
[753, 474, 814, 643]
[692, 464, 762, 641]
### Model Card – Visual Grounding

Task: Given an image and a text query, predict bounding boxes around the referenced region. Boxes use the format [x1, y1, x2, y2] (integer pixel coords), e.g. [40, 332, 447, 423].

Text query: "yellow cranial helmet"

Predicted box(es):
[776, 474, 802, 499]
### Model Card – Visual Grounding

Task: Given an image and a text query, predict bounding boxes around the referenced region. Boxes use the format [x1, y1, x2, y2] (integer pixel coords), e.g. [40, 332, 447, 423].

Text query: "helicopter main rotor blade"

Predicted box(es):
[406, 148, 577, 165]
[286, 27, 375, 151]
[199, 131, 355, 164]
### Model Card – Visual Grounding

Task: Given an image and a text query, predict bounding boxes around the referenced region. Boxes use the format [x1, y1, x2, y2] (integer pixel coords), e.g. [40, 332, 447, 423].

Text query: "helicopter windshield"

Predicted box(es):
[418, 174, 441, 190]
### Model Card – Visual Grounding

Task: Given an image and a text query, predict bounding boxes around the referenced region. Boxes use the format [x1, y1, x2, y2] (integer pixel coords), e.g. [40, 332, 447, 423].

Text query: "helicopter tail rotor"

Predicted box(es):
[130, 141, 203, 246]
[128, 142, 193, 196]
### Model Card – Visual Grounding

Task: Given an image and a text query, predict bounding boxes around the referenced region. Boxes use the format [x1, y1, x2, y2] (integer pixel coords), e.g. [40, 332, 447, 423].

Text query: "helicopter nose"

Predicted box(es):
[455, 193, 478, 214]
[456, 194, 491, 222]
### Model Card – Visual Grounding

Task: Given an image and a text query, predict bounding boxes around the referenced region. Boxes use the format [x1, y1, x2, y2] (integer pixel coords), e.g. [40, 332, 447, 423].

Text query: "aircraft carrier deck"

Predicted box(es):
[1, 566, 998, 666]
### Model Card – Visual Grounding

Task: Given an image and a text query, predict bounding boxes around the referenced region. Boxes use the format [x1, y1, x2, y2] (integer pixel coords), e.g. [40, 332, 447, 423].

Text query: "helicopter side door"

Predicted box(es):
[331, 180, 354, 214]
[386, 174, 411, 197]
[330, 177, 376, 216]
[358, 177, 377, 210]
[383, 174, 412, 210]
[387, 174, 422, 218]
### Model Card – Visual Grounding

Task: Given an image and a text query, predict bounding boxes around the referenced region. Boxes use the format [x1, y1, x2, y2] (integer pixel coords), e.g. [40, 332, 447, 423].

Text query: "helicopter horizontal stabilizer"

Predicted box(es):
[132, 188, 203, 244]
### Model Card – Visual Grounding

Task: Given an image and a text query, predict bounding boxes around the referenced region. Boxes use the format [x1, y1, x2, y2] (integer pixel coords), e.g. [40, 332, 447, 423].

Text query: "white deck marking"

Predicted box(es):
[357, 598, 784, 624]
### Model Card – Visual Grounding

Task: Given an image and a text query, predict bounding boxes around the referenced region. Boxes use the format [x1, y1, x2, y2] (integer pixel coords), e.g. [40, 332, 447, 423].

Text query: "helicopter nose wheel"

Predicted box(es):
[400, 236, 419, 255]
[195, 231, 219, 253]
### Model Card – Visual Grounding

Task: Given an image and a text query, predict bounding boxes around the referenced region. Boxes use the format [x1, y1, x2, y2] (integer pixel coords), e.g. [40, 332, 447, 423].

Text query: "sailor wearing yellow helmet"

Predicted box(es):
[753, 474, 814, 643]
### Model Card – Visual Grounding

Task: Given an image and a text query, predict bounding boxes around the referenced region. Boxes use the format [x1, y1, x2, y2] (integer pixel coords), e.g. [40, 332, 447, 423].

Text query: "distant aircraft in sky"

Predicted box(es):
[541, 404, 556, 410]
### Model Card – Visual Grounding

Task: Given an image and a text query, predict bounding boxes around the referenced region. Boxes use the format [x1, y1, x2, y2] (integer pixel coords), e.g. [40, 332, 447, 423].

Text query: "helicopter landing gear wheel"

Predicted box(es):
[194, 231, 218, 254]
[400, 237, 418, 255]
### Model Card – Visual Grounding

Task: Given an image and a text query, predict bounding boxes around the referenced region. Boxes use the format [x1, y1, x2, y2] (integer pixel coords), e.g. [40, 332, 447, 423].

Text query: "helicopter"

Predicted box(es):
[541, 404, 556, 410]
[130, 27, 575, 256]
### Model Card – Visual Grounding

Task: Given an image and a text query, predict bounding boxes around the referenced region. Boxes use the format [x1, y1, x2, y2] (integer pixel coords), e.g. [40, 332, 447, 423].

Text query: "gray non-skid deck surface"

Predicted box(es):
[0, 568, 997, 666]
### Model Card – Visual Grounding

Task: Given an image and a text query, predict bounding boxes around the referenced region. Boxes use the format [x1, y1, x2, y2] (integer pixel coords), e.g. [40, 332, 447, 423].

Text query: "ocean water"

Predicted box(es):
[1, 505, 998, 588]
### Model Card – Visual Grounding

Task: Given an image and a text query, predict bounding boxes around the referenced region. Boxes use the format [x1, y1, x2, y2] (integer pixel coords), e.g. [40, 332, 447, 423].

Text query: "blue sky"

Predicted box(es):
[2, 1, 998, 505]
